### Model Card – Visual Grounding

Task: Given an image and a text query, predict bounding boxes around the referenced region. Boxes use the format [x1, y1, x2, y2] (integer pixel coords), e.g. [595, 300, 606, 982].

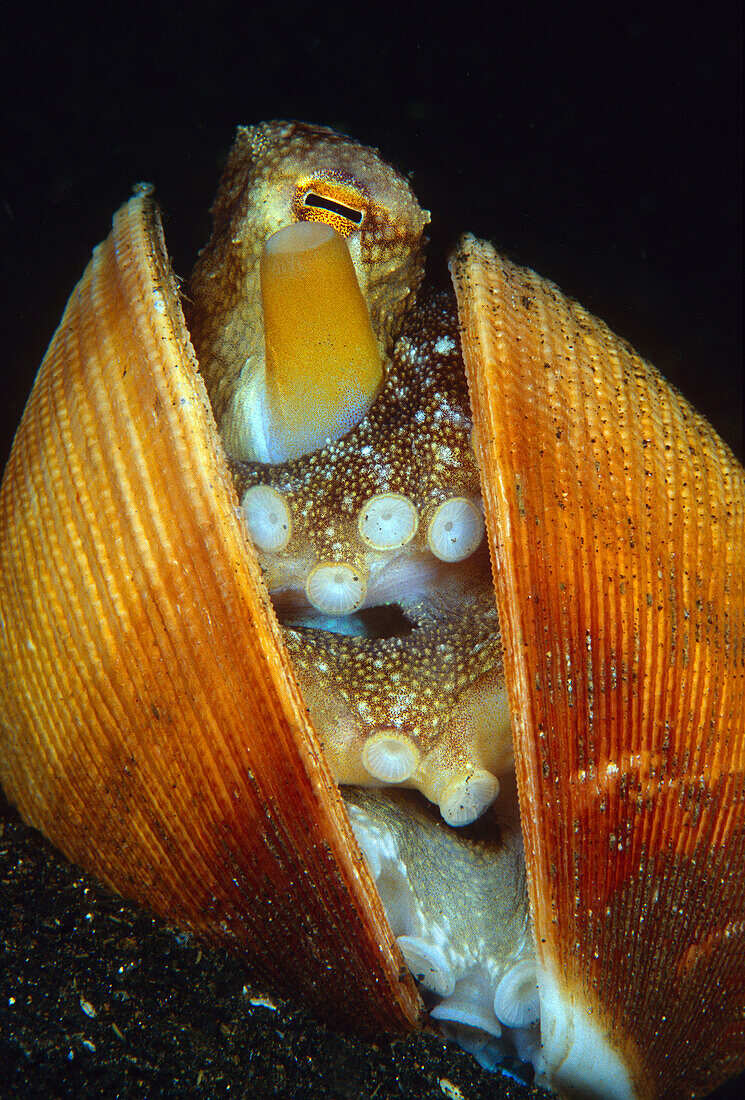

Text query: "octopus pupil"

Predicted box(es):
[303, 192, 364, 224]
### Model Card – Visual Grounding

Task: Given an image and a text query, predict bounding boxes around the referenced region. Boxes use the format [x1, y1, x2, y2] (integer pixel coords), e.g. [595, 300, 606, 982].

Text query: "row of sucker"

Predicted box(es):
[344, 790, 544, 1086]
[231, 289, 512, 823]
[232, 290, 487, 615]
[285, 592, 513, 826]
[240, 485, 485, 612]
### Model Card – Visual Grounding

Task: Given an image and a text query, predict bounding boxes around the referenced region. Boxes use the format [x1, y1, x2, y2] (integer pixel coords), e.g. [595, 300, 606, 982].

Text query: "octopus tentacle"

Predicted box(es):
[344, 789, 541, 1076]
[188, 121, 511, 825]
[232, 292, 512, 824]
[231, 292, 486, 613]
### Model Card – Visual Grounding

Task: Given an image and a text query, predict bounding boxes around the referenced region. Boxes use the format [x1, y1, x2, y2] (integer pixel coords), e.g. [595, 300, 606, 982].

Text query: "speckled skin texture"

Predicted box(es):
[188, 124, 513, 821]
[232, 291, 513, 815]
[231, 290, 483, 598]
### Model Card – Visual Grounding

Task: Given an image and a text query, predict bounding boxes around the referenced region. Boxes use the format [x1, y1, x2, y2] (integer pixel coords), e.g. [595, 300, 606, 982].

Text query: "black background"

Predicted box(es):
[0, 2, 742, 1097]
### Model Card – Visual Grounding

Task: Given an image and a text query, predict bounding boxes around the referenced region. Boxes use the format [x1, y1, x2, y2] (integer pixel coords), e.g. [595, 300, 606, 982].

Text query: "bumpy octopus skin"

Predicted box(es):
[187, 121, 513, 825]
[232, 291, 513, 825]
[187, 119, 430, 450]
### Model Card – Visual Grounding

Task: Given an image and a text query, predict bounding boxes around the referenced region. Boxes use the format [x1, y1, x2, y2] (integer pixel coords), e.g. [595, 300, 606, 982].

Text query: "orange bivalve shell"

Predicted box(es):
[0, 190, 422, 1034]
[452, 236, 745, 1098]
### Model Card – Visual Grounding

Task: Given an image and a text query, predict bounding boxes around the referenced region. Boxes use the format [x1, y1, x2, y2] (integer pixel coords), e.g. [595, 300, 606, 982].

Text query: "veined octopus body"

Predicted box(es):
[186, 120, 541, 1081]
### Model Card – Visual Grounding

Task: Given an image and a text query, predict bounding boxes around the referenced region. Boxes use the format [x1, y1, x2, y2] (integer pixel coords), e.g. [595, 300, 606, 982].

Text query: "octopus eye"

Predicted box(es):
[302, 191, 364, 227]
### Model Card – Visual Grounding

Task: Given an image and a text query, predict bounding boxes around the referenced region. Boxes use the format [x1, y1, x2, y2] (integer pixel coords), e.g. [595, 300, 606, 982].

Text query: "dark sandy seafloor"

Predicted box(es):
[1, 795, 743, 1100]
[0, 794, 540, 1100]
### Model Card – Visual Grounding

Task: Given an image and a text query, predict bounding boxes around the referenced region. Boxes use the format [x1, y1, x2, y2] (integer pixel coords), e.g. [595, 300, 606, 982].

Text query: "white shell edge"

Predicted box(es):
[538, 965, 635, 1100]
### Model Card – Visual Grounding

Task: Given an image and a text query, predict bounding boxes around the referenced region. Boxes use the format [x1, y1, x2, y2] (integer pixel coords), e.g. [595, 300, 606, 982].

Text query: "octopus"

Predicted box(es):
[186, 120, 514, 828]
[187, 120, 539, 1081]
